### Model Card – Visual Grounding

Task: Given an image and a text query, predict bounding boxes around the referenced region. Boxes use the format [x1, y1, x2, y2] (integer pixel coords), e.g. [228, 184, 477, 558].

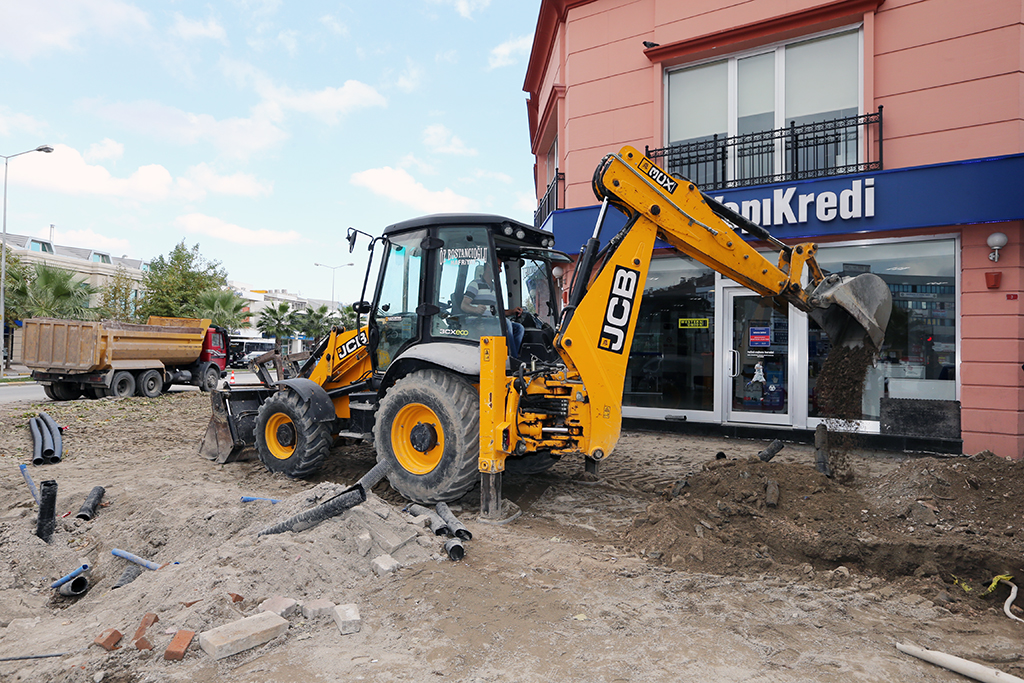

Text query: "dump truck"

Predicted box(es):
[24, 316, 228, 400]
[201, 145, 892, 517]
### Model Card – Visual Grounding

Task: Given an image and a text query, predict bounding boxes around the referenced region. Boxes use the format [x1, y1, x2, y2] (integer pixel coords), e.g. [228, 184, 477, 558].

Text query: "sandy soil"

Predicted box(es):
[0, 389, 1022, 682]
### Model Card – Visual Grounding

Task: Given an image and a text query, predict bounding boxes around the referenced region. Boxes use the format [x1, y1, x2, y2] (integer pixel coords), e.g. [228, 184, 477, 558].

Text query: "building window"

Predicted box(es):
[91, 253, 111, 264]
[29, 240, 54, 253]
[808, 239, 957, 421]
[666, 28, 861, 183]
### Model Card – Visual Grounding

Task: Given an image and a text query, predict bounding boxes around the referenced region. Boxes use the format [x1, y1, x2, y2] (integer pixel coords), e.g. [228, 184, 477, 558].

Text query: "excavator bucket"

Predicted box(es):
[198, 386, 273, 464]
[807, 273, 892, 350]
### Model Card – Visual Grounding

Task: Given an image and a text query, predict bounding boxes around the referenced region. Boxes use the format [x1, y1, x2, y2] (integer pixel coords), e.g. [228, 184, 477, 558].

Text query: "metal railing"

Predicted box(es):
[646, 107, 883, 191]
[534, 171, 564, 227]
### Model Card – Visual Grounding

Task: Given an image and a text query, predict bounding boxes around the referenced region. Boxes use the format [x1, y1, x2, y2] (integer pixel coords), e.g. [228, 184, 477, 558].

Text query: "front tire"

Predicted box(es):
[255, 390, 332, 478]
[374, 369, 479, 504]
[200, 365, 220, 392]
[137, 369, 163, 398]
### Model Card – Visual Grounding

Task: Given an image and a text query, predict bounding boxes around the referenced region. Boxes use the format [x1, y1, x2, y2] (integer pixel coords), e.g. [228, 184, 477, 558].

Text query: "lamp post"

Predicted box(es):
[1, 145, 53, 376]
[314, 262, 354, 312]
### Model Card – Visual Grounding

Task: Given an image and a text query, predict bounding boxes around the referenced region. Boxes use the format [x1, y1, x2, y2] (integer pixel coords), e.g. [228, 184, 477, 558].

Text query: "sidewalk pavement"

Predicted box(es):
[1, 363, 33, 381]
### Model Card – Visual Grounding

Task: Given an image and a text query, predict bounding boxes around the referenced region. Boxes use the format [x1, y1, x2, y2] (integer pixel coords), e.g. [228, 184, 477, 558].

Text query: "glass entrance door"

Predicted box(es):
[725, 289, 792, 425]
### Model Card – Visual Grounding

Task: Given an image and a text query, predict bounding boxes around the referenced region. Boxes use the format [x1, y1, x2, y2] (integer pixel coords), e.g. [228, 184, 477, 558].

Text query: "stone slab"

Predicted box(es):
[198, 611, 289, 660]
[333, 603, 361, 635]
[302, 598, 335, 619]
[258, 595, 299, 618]
[371, 554, 400, 577]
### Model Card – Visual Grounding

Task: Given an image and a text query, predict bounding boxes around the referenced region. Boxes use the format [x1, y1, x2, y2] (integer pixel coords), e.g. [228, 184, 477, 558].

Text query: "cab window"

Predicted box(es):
[375, 230, 425, 369]
[431, 227, 502, 343]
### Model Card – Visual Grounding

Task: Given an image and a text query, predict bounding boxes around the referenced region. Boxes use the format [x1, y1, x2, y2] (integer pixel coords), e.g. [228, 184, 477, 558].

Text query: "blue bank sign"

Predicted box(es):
[547, 153, 1024, 248]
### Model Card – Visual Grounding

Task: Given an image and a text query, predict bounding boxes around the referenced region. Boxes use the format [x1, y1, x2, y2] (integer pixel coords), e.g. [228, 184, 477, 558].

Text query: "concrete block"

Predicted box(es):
[361, 497, 391, 519]
[333, 603, 361, 635]
[164, 630, 195, 660]
[199, 611, 289, 660]
[302, 598, 335, 620]
[351, 507, 417, 554]
[94, 628, 122, 651]
[258, 595, 299, 618]
[355, 531, 372, 557]
[410, 514, 432, 528]
[371, 554, 400, 577]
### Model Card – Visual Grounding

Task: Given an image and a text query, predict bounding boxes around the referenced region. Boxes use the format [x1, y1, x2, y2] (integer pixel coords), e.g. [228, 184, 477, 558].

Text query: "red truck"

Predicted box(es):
[23, 317, 228, 400]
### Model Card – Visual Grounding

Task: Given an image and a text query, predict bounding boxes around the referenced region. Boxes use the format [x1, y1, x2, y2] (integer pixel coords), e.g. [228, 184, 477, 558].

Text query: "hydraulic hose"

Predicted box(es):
[19, 464, 39, 504]
[36, 480, 58, 543]
[75, 486, 105, 521]
[111, 548, 160, 571]
[38, 413, 63, 463]
[50, 564, 89, 589]
[435, 502, 471, 541]
[29, 418, 45, 466]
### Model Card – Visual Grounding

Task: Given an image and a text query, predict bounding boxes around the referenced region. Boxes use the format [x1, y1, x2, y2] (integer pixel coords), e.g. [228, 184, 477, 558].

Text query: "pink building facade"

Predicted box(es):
[524, 0, 1024, 457]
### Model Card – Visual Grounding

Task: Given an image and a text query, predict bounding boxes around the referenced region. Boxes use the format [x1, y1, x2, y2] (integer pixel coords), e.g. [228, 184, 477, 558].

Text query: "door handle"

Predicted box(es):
[727, 349, 739, 378]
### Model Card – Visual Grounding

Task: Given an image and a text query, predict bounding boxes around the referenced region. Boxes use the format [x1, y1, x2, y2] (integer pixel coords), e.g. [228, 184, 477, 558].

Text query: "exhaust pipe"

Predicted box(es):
[19, 465, 39, 504]
[435, 503, 472, 541]
[76, 486, 105, 521]
[36, 480, 58, 543]
[38, 413, 63, 463]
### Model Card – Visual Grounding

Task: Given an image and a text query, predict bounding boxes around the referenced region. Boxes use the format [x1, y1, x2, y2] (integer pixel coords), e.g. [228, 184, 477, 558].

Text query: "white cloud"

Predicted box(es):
[277, 29, 298, 56]
[423, 124, 476, 156]
[489, 34, 533, 69]
[176, 163, 272, 201]
[399, 154, 437, 176]
[0, 0, 150, 60]
[175, 213, 300, 246]
[351, 167, 476, 213]
[435, 49, 458, 64]
[170, 13, 227, 42]
[13, 144, 173, 202]
[320, 15, 348, 37]
[36, 226, 131, 255]
[432, 0, 491, 20]
[84, 138, 124, 163]
[471, 169, 513, 184]
[0, 108, 46, 136]
[396, 59, 424, 93]
[515, 191, 537, 214]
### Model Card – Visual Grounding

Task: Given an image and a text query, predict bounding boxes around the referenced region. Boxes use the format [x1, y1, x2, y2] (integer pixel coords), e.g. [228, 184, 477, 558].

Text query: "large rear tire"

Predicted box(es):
[137, 369, 163, 398]
[52, 382, 82, 401]
[374, 369, 479, 504]
[255, 390, 332, 478]
[42, 384, 58, 400]
[106, 371, 136, 398]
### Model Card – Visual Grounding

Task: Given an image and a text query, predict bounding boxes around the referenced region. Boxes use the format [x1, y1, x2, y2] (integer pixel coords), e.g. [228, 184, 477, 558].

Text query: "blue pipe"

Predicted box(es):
[19, 465, 39, 504]
[50, 564, 89, 589]
[241, 496, 280, 503]
[111, 548, 160, 571]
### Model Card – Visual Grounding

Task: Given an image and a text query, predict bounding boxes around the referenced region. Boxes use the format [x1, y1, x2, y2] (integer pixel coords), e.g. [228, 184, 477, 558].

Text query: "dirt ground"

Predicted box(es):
[0, 389, 1022, 682]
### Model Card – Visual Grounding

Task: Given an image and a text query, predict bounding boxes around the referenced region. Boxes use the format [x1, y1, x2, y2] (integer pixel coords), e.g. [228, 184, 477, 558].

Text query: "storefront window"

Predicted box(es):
[808, 239, 957, 420]
[624, 256, 715, 411]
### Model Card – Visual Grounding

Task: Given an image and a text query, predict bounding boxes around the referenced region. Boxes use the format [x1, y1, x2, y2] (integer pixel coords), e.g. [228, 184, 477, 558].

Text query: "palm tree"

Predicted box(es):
[338, 304, 358, 331]
[11, 263, 99, 321]
[293, 304, 335, 345]
[255, 302, 294, 353]
[197, 288, 249, 331]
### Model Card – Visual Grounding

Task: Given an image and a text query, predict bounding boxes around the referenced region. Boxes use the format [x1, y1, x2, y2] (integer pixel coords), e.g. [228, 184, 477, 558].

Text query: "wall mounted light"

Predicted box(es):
[987, 232, 1008, 262]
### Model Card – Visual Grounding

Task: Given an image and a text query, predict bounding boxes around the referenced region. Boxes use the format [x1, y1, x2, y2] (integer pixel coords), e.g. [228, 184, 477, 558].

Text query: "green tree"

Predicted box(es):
[138, 241, 227, 319]
[197, 288, 249, 331]
[98, 265, 141, 322]
[255, 302, 295, 353]
[338, 304, 358, 331]
[1, 247, 30, 366]
[293, 304, 336, 345]
[10, 262, 99, 320]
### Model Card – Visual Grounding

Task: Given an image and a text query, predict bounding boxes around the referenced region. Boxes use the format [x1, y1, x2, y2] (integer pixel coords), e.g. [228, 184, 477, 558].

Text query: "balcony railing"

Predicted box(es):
[534, 171, 564, 228]
[646, 107, 883, 192]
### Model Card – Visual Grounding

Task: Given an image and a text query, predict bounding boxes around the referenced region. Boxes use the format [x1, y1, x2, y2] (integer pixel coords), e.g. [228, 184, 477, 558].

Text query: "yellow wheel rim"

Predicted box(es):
[265, 412, 296, 460]
[391, 403, 445, 475]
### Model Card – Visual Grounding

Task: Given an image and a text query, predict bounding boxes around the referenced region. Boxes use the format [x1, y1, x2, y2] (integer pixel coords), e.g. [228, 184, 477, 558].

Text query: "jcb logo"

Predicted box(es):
[339, 331, 369, 360]
[638, 158, 677, 194]
[598, 266, 638, 354]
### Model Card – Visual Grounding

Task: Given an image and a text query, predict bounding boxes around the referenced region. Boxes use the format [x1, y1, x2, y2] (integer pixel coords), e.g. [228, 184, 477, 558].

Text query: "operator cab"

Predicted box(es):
[368, 214, 569, 372]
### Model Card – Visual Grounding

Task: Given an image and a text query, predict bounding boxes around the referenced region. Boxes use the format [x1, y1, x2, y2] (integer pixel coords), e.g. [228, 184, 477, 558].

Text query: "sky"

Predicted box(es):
[0, 0, 542, 306]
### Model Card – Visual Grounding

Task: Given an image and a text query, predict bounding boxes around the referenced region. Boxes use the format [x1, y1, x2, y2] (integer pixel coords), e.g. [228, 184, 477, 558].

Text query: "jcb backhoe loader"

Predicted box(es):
[200, 146, 892, 518]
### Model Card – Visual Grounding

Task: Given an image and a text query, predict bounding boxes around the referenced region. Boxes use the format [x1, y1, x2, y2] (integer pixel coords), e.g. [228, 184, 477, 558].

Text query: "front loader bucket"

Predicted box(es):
[198, 386, 273, 464]
[807, 273, 892, 350]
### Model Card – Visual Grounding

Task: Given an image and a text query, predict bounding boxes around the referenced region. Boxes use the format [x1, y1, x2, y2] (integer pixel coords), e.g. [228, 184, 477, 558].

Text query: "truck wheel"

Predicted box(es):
[106, 371, 136, 398]
[374, 369, 479, 504]
[255, 390, 332, 478]
[504, 450, 560, 475]
[52, 382, 82, 401]
[199, 365, 220, 392]
[42, 384, 58, 400]
[137, 369, 163, 398]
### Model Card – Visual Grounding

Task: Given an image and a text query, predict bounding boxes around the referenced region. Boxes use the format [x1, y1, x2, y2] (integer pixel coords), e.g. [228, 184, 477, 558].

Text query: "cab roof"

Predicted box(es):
[382, 213, 555, 250]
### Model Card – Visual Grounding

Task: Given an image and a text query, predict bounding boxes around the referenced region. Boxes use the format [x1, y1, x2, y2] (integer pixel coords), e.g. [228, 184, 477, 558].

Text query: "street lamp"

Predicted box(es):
[314, 262, 354, 312]
[1, 145, 53, 376]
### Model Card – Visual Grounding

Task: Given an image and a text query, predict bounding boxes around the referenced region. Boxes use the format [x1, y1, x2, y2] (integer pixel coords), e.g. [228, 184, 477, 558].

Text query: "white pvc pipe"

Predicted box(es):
[1000, 580, 1024, 624]
[896, 643, 1024, 683]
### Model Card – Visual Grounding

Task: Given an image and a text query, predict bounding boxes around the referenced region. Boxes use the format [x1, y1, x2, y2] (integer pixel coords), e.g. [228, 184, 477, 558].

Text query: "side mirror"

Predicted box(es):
[353, 301, 371, 315]
[346, 228, 358, 254]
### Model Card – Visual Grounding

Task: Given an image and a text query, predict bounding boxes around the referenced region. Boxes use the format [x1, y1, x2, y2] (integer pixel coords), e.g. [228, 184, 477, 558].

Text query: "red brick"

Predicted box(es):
[164, 630, 195, 661]
[228, 592, 244, 603]
[94, 628, 122, 651]
[131, 612, 159, 648]
[134, 635, 154, 651]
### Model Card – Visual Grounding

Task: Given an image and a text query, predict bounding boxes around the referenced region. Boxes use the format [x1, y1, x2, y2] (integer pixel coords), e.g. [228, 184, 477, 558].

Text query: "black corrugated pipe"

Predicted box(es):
[57, 575, 89, 597]
[38, 413, 63, 463]
[111, 563, 143, 589]
[435, 502, 471, 541]
[444, 537, 465, 561]
[29, 418, 45, 466]
[36, 417, 54, 461]
[75, 486, 105, 521]
[36, 480, 58, 543]
[408, 504, 449, 536]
